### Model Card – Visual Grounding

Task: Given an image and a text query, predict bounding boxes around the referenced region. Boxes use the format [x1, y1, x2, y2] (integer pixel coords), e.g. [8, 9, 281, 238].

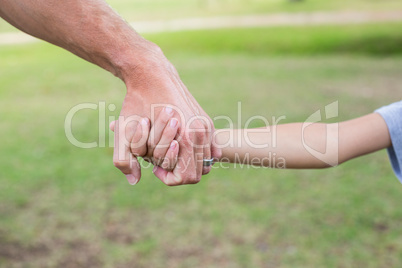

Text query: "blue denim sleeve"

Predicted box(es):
[375, 100, 402, 183]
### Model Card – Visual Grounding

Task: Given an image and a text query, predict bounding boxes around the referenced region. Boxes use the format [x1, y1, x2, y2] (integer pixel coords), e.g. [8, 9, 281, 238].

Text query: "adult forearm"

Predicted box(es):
[0, 0, 153, 81]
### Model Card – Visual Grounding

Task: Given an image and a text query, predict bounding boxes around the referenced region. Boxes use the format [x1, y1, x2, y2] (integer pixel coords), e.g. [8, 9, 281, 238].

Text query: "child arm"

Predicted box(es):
[214, 113, 391, 168]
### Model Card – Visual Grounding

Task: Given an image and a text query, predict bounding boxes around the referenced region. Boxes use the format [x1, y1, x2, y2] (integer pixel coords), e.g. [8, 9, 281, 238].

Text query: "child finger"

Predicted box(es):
[152, 118, 179, 165]
[160, 140, 179, 171]
[148, 106, 175, 157]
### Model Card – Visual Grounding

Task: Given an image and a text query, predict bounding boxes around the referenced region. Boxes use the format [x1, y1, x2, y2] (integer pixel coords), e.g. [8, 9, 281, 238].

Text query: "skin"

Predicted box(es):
[135, 113, 391, 177]
[213, 113, 391, 168]
[110, 108, 189, 185]
[0, 0, 221, 186]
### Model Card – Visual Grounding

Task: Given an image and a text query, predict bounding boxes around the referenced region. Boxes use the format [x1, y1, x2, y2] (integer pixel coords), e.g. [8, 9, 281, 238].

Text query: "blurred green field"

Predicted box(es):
[151, 23, 402, 56]
[105, 0, 402, 21]
[1, 21, 402, 267]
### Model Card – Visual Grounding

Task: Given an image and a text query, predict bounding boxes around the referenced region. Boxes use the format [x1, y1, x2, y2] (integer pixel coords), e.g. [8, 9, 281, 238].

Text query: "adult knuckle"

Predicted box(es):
[194, 131, 204, 140]
[187, 172, 200, 184]
[192, 176, 201, 184]
[189, 132, 198, 143]
[180, 132, 192, 146]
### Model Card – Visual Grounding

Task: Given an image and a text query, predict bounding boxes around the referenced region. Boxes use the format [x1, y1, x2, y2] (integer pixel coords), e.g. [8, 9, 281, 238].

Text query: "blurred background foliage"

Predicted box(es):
[0, 0, 402, 267]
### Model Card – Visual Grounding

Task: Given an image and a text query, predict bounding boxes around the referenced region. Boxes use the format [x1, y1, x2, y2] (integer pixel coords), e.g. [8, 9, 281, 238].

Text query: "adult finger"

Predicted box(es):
[166, 127, 203, 185]
[111, 119, 150, 158]
[201, 118, 214, 175]
[195, 134, 204, 181]
[113, 117, 142, 185]
[130, 118, 150, 157]
[152, 165, 182, 186]
[184, 119, 205, 183]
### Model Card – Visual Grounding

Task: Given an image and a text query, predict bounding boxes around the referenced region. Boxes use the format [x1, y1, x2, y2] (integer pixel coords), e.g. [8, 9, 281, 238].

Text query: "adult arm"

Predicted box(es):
[0, 0, 221, 185]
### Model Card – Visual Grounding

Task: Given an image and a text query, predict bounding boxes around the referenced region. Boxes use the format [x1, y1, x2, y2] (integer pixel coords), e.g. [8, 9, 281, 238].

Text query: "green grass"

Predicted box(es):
[1, 23, 402, 267]
[1, 0, 402, 32]
[148, 22, 402, 56]
[105, 0, 402, 21]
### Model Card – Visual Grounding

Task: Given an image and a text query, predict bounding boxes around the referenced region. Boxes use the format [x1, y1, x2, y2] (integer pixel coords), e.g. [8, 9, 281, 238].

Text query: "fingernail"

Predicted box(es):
[165, 106, 173, 115]
[169, 119, 178, 128]
[141, 118, 148, 125]
[170, 141, 177, 149]
[125, 174, 138, 185]
[152, 166, 158, 173]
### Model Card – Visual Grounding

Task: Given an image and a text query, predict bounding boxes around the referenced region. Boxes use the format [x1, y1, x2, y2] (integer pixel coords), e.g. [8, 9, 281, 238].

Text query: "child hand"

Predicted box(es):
[109, 107, 180, 172]
[135, 108, 180, 171]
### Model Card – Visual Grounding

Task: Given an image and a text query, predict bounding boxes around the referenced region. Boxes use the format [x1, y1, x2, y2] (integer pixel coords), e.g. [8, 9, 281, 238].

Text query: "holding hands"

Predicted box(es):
[111, 105, 216, 186]
[111, 47, 221, 187]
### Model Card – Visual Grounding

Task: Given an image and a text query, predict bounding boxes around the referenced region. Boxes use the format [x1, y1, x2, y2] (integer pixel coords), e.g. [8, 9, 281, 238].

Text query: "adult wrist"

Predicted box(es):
[116, 39, 165, 89]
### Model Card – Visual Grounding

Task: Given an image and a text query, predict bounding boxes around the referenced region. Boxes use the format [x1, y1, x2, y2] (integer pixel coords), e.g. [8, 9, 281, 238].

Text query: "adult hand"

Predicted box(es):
[113, 45, 221, 186]
[0, 0, 221, 186]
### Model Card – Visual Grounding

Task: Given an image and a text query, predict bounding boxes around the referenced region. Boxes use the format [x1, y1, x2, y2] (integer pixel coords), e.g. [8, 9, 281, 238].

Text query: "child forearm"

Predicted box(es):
[214, 113, 391, 169]
[214, 123, 337, 168]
